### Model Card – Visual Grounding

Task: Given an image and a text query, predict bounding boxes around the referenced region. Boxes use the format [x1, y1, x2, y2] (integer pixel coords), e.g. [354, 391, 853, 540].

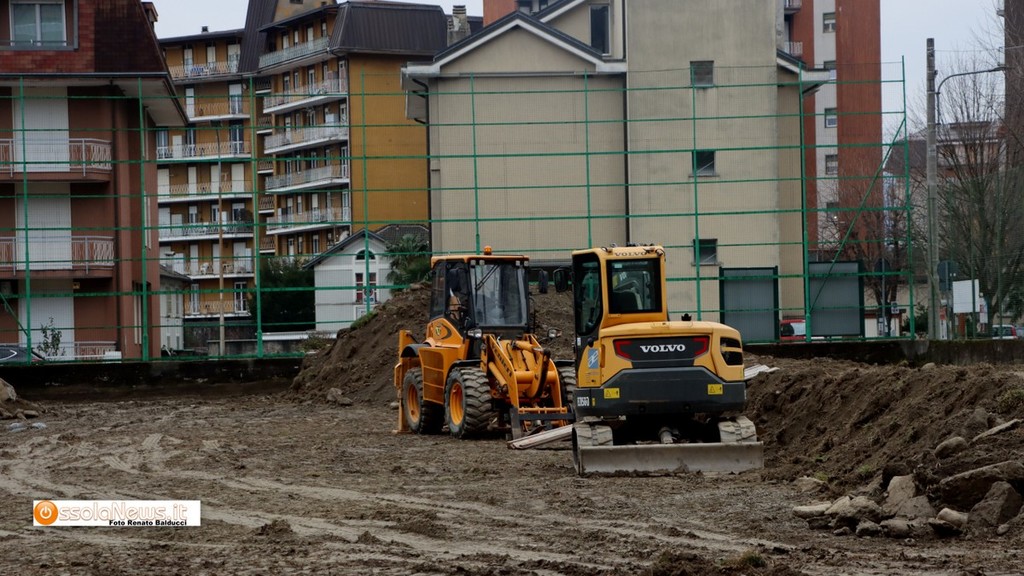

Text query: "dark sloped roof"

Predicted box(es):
[239, 0, 277, 73]
[332, 2, 448, 56]
[159, 29, 245, 44]
[429, 10, 601, 67]
[376, 223, 429, 246]
[303, 228, 388, 270]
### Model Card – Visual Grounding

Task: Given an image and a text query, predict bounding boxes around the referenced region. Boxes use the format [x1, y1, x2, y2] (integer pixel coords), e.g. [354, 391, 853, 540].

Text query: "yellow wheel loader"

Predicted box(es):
[560, 245, 763, 475]
[394, 247, 572, 439]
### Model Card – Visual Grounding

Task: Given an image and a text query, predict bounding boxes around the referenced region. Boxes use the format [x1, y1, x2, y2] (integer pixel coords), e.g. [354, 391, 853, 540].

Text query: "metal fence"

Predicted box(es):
[0, 62, 947, 364]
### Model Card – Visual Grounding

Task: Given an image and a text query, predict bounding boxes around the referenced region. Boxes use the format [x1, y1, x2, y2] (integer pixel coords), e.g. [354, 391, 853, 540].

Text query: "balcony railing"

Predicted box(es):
[185, 298, 249, 316]
[0, 139, 112, 174]
[169, 59, 240, 80]
[38, 341, 117, 361]
[157, 141, 249, 161]
[187, 97, 247, 119]
[259, 237, 276, 252]
[158, 180, 249, 199]
[265, 163, 349, 192]
[783, 41, 803, 58]
[0, 236, 114, 273]
[267, 207, 348, 231]
[263, 78, 346, 110]
[258, 37, 328, 69]
[264, 125, 348, 151]
[256, 114, 273, 132]
[180, 259, 255, 277]
[256, 160, 274, 172]
[158, 220, 254, 240]
[258, 195, 276, 212]
[784, 0, 802, 10]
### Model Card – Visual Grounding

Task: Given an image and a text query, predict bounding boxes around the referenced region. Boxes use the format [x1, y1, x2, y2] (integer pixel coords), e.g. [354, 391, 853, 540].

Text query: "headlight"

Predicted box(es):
[467, 328, 483, 339]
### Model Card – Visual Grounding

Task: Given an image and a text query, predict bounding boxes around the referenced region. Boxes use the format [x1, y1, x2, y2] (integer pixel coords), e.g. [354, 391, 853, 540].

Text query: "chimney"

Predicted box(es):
[447, 5, 470, 46]
[142, 2, 159, 29]
[483, 0, 517, 26]
[201, 25, 209, 33]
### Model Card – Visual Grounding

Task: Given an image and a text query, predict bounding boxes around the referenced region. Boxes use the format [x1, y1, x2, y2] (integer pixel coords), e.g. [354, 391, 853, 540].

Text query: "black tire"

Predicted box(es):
[402, 368, 443, 434]
[557, 366, 577, 414]
[445, 368, 496, 439]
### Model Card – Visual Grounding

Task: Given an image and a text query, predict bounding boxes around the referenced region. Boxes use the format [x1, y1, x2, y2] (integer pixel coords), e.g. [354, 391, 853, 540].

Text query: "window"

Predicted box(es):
[156, 130, 169, 159]
[355, 272, 378, 304]
[12, 0, 66, 47]
[312, 235, 320, 255]
[692, 150, 716, 177]
[824, 107, 838, 128]
[694, 238, 718, 266]
[229, 122, 244, 154]
[823, 60, 837, 81]
[606, 259, 661, 314]
[321, 20, 327, 38]
[826, 201, 840, 223]
[823, 12, 836, 33]
[825, 153, 838, 175]
[590, 5, 610, 55]
[691, 60, 714, 87]
[234, 282, 247, 312]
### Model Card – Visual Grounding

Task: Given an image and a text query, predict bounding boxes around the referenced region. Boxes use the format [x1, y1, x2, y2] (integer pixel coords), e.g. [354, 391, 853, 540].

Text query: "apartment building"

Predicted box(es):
[0, 0, 185, 360]
[158, 28, 256, 325]
[156, 0, 449, 336]
[782, 0, 882, 253]
[408, 0, 829, 327]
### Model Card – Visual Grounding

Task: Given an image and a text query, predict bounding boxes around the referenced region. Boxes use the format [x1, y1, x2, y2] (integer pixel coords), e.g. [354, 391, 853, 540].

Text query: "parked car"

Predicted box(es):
[780, 319, 806, 341]
[0, 345, 46, 363]
[991, 324, 1018, 340]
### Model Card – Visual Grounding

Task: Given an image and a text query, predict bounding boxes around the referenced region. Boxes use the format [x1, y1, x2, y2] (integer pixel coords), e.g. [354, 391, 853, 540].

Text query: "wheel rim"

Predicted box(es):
[406, 382, 420, 424]
[449, 380, 465, 426]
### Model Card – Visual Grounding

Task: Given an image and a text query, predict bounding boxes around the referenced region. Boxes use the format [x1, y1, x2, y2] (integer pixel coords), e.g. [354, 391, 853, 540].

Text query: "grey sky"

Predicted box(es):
[150, 0, 1000, 126]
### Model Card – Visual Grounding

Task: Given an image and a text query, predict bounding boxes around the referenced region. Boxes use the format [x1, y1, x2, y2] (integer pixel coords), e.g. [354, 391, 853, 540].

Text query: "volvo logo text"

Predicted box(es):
[639, 344, 686, 353]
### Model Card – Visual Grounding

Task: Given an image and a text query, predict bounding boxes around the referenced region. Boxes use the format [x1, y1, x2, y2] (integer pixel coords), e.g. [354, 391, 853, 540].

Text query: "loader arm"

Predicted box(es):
[481, 334, 570, 438]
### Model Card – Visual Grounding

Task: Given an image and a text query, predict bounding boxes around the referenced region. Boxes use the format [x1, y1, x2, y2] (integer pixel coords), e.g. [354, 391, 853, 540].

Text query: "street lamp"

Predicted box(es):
[925, 37, 1007, 340]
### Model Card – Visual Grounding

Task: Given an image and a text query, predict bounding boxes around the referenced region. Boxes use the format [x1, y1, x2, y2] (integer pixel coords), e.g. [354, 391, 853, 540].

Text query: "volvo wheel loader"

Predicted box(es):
[394, 247, 572, 440]
[562, 244, 763, 475]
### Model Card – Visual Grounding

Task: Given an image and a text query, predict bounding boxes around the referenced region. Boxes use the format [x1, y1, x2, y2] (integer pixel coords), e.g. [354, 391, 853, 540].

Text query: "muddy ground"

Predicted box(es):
[1, 288, 1023, 574]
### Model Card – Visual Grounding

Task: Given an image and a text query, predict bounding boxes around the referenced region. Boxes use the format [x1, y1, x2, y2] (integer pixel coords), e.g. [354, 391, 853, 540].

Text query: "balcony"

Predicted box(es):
[258, 194, 276, 213]
[186, 97, 249, 122]
[158, 219, 254, 242]
[185, 298, 249, 318]
[263, 78, 347, 115]
[256, 114, 274, 134]
[784, 0, 801, 13]
[266, 207, 350, 234]
[157, 141, 250, 162]
[265, 163, 350, 193]
[783, 41, 803, 58]
[257, 159, 274, 173]
[169, 59, 241, 81]
[179, 258, 255, 278]
[264, 125, 348, 154]
[0, 139, 112, 179]
[258, 36, 329, 70]
[0, 236, 114, 276]
[158, 180, 251, 203]
[259, 236, 276, 252]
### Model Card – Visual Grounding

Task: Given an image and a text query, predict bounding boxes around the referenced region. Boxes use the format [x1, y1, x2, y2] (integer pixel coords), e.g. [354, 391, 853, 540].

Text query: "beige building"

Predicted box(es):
[405, 0, 828, 320]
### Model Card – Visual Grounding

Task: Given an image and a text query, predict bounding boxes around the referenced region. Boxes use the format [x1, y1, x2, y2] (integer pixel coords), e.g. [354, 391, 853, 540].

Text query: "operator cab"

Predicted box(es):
[429, 253, 530, 337]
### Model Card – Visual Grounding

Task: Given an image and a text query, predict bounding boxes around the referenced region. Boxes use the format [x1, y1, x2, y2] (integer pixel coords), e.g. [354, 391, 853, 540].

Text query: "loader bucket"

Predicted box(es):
[573, 442, 764, 476]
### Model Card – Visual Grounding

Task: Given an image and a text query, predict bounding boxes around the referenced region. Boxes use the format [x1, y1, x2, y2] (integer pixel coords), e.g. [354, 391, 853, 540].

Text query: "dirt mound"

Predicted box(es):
[291, 286, 576, 405]
[747, 357, 1024, 491]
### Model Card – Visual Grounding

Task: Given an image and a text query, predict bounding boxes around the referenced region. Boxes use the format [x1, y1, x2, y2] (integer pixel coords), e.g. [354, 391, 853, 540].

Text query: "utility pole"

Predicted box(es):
[925, 38, 940, 340]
